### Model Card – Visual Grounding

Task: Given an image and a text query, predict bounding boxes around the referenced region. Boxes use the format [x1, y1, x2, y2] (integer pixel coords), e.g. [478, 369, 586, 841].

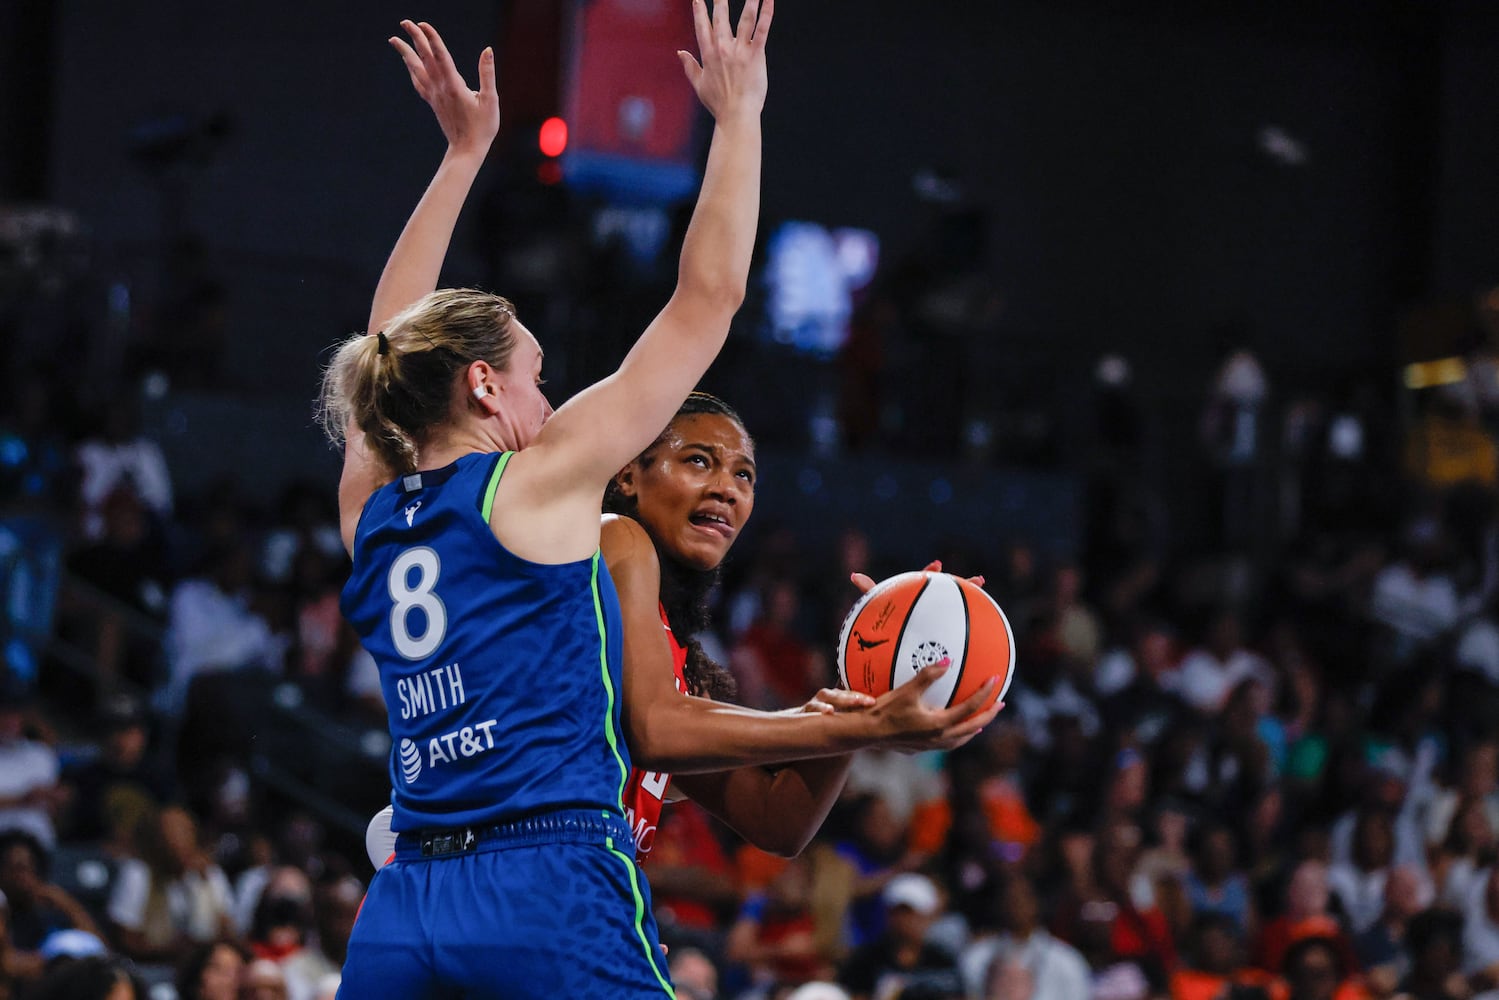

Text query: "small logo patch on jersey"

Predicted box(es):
[404, 501, 422, 527]
[399, 738, 422, 784]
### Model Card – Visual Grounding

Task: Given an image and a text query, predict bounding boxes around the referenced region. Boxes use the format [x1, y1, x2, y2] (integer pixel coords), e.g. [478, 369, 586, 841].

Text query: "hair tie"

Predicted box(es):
[376, 332, 390, 356]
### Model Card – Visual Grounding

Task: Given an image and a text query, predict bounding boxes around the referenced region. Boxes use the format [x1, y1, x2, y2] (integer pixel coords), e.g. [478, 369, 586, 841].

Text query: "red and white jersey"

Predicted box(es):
[621, 604, 688, 860]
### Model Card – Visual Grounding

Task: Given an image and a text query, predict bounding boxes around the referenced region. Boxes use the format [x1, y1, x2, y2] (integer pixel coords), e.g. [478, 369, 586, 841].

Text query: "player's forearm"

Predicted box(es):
[688, 756, 854, 858]
[368, 146, 487, 333]
[673, 113, 760, 315]
[630, 696, 876, 774]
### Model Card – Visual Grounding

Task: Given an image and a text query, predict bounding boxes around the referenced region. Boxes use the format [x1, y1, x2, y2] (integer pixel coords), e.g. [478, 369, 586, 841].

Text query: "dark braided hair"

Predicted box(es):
[604, 392, 746, 702]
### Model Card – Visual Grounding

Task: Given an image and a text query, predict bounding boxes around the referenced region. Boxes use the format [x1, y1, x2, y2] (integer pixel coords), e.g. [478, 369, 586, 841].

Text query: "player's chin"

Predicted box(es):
[677, 531, 732, 571]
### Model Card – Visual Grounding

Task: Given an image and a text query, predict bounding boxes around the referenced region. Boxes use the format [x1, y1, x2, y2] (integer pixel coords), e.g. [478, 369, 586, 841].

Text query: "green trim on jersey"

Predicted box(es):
[606, 835, 676, 998]
[479, 451, 514, 523]
[591, 552, 630, 807]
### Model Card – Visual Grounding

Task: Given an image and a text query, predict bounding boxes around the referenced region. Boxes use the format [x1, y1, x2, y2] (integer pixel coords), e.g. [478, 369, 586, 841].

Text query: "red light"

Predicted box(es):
[538, 117, 568, 158]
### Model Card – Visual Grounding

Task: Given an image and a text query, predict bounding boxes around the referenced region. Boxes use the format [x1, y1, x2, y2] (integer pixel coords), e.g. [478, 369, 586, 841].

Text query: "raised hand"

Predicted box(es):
[678, 0, 773, 120]
[389, 20, 500, 156]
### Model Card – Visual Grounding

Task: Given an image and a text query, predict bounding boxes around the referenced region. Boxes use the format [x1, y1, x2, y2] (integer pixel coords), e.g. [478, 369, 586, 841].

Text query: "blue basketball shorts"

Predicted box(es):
[337, 809, 675, 999]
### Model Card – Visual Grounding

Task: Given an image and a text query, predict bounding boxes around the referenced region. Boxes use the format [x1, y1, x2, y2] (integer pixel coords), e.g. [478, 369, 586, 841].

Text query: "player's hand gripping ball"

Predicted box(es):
[837, 571, 1015, 711]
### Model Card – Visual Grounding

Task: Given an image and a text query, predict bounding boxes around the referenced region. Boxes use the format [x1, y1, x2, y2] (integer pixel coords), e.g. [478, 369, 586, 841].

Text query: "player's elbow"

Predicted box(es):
[676, 268, 747, 316]
[624, 710, 686, 772]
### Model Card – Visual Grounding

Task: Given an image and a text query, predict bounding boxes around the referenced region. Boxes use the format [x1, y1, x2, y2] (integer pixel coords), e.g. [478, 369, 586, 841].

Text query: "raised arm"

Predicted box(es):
[521, 0, 771, 496]
[337, 21, 500, 544]
[370, 20, 499, 333]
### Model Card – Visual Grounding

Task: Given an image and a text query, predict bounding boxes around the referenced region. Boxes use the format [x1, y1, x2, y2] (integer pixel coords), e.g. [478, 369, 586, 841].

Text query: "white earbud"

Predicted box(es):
[473, 385, 488, 400]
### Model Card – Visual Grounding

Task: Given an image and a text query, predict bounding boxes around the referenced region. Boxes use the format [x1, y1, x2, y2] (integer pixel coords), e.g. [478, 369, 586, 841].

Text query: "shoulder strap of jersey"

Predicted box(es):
[477, 451, 515, 522]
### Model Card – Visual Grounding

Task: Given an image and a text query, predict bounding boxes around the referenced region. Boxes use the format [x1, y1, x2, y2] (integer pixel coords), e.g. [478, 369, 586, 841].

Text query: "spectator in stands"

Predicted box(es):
[727, 855, 832, 990]
[835, 795, 917, 950]
[242, 958, 290, 1000]
[26, 953, 144, 1000]
[175, 939, 250, 1000]
[1400, 909, 1467, 1000]
[1424, 741, 1499, 855]
[73, 398, 173, 542]
[643, 800, 739, 953]
[1328, 808, 1399, 935]
[1368, 519, 1461, 663]
[258, 482, 344, 588]
[1167, 913, 1275, 1000]
[108, 805, 234, 964]
[163, 538, 285, 716]
[1050, 563, 1102, 673]
[0, 684, 62, 850]
[63, 694, 170, 847]
[732, 577, 825, 710]
[1431, 797, 1495, 908]
[959, 874, 1089, 1000]
[282, 874, 361, 1000]
[1462, 866, 1499, 990]
[982, 958, 1036, 1000]
[1060, 822, 1175, 991]
[1254, 860, 1356, 976]
[839, 874, 961, 1000]
[62, 482, 171, 692]
[0, 830, 101, 984]
[1098, 621, 1186, 746]
[1068, 895, 1151, 1000]
[1184, 824, 1255, 939]
[246, 870, 312, 966]
[1354, 863, 1431, 994]
[1175, 610, 1273, 717]
[1281, 936, 1359, 1000]
[669, 946, 720, 1000]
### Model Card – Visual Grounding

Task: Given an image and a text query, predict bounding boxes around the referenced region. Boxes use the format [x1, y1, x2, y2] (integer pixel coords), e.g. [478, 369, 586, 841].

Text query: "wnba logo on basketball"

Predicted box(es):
[911, 641, 948, 670]
[399, 738, 422, 784]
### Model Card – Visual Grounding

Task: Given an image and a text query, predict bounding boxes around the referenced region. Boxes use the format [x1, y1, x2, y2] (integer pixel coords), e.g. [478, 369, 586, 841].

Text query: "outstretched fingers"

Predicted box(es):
[711, 0, 731, 45]
[400, 19, 434, 66]
[691, 0, 714, 61]
[417, 22, 454, 69]
[751, 0, 774, 46]
[939, 678, 1003, 737]
[736, 0, 761, 42]
[389, 36, 431, 97]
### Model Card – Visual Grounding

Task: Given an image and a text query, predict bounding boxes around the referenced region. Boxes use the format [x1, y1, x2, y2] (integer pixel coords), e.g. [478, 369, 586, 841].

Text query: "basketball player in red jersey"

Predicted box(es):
[604, 393, 995, 865]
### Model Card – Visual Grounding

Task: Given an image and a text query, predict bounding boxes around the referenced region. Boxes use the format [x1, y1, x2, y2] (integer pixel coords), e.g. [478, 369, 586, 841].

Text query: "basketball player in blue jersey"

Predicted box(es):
[365, 393, 1000, 872]
[321, 5, 776, 996]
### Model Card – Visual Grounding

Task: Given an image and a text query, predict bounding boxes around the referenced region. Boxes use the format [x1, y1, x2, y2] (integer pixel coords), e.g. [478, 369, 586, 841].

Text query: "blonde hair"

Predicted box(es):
[319, 289, 519, 475]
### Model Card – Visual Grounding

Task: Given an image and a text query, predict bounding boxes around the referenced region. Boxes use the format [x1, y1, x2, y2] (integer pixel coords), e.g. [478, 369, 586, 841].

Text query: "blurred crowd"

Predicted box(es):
[6, 292, 1499, 1000]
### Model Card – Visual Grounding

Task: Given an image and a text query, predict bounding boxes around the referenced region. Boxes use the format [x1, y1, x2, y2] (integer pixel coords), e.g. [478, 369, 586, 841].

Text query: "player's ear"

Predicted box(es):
[467, 360, 500, 415]
[613, 466, 638, 498]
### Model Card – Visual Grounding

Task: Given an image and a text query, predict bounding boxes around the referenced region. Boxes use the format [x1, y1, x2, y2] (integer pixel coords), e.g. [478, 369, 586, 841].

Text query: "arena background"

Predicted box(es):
[3, 1, 1499, 998]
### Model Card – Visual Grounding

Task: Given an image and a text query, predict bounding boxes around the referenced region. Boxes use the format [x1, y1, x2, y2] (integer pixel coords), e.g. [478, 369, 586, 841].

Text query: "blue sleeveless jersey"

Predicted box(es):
[341, 452, 632, 832]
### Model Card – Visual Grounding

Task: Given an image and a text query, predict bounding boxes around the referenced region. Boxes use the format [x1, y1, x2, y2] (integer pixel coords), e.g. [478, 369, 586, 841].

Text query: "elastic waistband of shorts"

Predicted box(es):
[393, 808, 634, 860]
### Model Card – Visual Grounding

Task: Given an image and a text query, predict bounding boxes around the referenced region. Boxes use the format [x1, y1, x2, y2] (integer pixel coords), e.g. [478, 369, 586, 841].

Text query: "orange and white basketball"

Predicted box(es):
[837, 571, 1015, 711]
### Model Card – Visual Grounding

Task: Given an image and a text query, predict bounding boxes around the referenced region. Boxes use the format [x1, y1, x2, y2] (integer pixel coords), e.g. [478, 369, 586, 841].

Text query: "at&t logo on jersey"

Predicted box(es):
[400, 739, 422, 784]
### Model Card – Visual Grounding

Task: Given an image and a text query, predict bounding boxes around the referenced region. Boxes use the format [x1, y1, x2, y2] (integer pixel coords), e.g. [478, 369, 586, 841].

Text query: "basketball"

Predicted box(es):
[837, 571, 1016, 711]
